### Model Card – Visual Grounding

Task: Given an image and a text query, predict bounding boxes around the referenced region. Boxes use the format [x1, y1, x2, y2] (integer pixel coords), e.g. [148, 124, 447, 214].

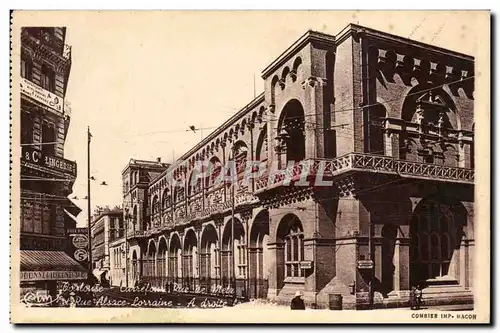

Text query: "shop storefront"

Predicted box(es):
[20, 250, 88, 306]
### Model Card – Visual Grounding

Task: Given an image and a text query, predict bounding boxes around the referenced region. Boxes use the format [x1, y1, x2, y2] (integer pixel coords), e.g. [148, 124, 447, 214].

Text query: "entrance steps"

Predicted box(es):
[276, 284, 305, 306]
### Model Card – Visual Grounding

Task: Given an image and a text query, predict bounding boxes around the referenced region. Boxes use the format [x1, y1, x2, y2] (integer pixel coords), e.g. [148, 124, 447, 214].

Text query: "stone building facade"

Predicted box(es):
[90, 207, 123, 283]
[120, 24, 475, 308]
[19, 27, 87, 300]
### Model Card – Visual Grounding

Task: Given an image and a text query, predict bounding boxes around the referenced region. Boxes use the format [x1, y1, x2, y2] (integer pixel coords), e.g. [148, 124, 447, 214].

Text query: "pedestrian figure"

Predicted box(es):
[415, 285, 423, 309]
[410, 285, 423, 310]
[68, 292, 77, 308]
[290, 291, 306, 310]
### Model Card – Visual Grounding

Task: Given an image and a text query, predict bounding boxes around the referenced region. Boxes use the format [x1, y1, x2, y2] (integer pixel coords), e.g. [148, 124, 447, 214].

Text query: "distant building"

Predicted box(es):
[90, 207, 123, 283]
[19, 27, 86, 300]
[120, 158, 170, 286]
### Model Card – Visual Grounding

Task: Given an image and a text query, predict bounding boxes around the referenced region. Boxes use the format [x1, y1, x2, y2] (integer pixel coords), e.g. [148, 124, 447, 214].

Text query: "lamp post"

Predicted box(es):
[87, 127, 93, 274]
[124, 208, 132, 288]
[230, 146, 236, 302]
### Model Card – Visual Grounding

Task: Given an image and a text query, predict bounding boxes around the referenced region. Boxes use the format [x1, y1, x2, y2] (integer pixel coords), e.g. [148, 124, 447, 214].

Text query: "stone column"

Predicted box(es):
[302, 76, 327, 159]
[392, 234, 410, 294]
[248, 247, 258, 298]
[266, 242, 284, 300]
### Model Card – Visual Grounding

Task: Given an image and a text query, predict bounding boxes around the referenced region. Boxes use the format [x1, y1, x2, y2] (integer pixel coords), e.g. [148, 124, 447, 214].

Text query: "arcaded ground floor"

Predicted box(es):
[110, 180, 474, 309]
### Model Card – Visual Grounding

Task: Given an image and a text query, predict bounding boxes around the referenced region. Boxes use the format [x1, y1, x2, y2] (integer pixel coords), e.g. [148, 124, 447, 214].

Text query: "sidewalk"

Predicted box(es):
[233, 299, 473, 312]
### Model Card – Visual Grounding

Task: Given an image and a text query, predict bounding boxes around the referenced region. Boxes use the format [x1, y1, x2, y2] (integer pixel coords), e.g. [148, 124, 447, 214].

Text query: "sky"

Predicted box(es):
[53, 11, 482, 227]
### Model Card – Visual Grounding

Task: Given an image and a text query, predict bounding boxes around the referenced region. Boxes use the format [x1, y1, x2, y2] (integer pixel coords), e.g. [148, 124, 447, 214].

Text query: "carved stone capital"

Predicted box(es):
[214, 217, 224, 227]
[278, 78, 286, 90]
[301, 76, 327, 89]
[266, 104, 276, 114]
[239, 209, 253, 222]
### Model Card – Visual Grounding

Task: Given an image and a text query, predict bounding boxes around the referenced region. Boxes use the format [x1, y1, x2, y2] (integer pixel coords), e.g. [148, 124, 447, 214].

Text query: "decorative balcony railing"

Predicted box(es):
[255, 152, 474, 193]
[126, 230, 146, 240]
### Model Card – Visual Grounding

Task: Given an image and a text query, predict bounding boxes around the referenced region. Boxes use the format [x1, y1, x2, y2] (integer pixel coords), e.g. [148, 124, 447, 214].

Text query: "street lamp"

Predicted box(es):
[123, 207, 133, 288]
[229, 145, 237, 302]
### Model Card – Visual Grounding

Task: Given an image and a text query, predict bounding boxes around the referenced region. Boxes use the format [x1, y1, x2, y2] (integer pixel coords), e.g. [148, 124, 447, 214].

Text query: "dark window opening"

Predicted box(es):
[42, 121, 56, 156]
[41, 64, 55, 92]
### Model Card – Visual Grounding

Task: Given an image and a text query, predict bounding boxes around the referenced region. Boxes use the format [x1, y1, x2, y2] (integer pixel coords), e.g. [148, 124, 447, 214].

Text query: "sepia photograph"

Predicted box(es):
[9, 10, 490, 323]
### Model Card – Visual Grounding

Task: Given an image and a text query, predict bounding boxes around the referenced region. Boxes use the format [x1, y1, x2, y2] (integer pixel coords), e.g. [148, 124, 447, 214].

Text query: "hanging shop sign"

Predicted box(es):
[357, 260, 374, 270]
[74, 249, 89, 262]
[20, 78, 64, 114]
[299, 261, 313, 270]
[21, 270, 87, 281]
[66, 227, 88, 235]
[72, 235, 89, 249]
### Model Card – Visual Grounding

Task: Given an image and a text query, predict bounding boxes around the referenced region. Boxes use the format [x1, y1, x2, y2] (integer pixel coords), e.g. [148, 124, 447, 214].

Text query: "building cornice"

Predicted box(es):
[261, 30, 336, 80]
[336, 23, 474, 62]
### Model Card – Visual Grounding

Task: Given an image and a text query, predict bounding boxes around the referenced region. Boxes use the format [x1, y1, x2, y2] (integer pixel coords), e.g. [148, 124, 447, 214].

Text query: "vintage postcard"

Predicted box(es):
[9, 10, 490, 323]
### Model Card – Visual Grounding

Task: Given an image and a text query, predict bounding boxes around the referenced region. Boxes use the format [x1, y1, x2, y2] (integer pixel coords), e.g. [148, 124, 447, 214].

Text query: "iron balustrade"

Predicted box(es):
[255, 152, 474, 192]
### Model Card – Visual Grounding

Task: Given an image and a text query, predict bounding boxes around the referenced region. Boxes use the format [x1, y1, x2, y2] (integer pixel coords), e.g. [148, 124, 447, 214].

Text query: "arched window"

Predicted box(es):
[205, 157, 222, 188]
[277, 214, 304, 279]
[410, 201, 456, 284]
[285, 224, 304, 277]
[162, 188, 171, 209]
[152, 195, 159, 215]
[131, 251, 138, 280]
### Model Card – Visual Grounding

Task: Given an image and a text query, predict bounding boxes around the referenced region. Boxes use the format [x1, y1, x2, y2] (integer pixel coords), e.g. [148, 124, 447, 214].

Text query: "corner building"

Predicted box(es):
[124, 24, 475, 309]
[19, 27, 86, 299]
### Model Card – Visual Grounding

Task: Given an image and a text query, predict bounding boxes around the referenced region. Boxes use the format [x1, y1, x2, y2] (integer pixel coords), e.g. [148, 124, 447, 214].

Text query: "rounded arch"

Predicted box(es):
[145, 240, 157, 278]
[183, 229, 198, 284]
[151, 194, 159, 215]
[271, 75, 280, 105]
[205, 156, 222, 188]
[277, 99, 306, 162]
[281, 66, 290, 83]
[157, 237, 168, 280]
[292, 56, 302, 71]
[187, 167, 203, 197]
[276, 213, 304, 282]
[158, 236, 167, 251]
[200, 224, 219, 281]
[183, 229, 198, 252]
[131, 249, 139, 281]
[250, 209, 270, 248]
[276, 213, 304, 242]
[222, 218, 245, 250]
[168, 233, 182, 280]
[401, 85, 460, 130]
[255, 124, 268, 161]
[201, 224, 219, 252]
[409, 194, 468, 286]
[162, 187, 171, 209]
[147, 239, 157, 257]
[169, 233, 182, 255]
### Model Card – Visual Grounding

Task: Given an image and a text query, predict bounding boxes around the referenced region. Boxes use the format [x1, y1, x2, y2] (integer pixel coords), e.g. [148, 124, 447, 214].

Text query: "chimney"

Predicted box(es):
[156, 157, 161, 163]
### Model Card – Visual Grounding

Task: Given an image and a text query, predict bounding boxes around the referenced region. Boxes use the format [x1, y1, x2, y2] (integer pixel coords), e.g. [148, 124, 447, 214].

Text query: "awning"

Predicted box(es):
[65, 198, 82, 217]
[20, 250, 88, 282]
